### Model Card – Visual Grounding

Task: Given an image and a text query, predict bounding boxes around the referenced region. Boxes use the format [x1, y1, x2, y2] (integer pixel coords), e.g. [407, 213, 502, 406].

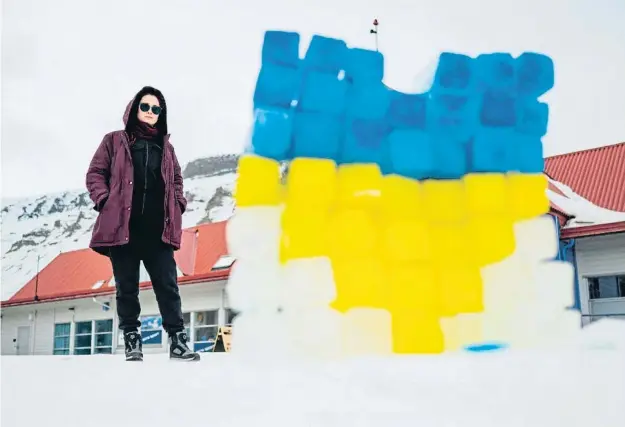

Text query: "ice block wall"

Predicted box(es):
[226, 31, 580, 359]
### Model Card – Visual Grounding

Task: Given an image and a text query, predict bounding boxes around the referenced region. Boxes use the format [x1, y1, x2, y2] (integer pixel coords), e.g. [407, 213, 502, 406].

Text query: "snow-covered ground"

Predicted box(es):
[2, 320, 624, 427]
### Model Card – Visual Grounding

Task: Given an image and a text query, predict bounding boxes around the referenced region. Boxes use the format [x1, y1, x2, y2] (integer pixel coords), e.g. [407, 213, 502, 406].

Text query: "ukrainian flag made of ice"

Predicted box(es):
[226, 31, 580, 358]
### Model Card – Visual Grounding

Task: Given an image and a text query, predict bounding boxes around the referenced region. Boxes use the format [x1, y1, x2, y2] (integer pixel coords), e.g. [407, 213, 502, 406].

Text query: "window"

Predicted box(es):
[141, 315, 163, 345]
[184, 313, 191, 338]
[225, 308, 239, 326]
[74, 321, 93, 355]
[588, 275, 625, 299]
[94, 320, 113, 354]
[53, 323, 71, 355]
[193, 310, 218, 352]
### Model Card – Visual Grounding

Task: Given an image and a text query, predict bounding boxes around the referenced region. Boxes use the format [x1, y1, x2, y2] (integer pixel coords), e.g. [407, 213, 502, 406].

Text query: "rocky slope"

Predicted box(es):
[0, 154, 239, 301]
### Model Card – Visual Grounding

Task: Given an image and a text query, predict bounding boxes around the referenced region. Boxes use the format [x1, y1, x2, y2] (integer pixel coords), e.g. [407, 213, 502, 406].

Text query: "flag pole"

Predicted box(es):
[370, 18, 379, 52]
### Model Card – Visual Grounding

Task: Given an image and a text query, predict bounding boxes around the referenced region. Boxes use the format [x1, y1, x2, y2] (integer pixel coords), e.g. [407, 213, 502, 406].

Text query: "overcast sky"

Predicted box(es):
[2, 0, 624, 199]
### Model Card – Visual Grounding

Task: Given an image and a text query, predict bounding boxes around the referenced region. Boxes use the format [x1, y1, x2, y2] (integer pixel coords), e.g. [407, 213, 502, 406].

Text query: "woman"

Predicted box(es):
[86, 86, 199, 362]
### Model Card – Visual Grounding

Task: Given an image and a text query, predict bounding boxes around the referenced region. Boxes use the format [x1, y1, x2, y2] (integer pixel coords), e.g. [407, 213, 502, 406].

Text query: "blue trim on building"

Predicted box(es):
[552, 215, 581, 310]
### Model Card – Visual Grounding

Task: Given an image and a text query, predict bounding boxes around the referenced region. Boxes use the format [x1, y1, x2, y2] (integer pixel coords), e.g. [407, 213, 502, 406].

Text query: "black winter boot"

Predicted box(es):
[124, 331, 143, 361]
[169, 331, 200, 361]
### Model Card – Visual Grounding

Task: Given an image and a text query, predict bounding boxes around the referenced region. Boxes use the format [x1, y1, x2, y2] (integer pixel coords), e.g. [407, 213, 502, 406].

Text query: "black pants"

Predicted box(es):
[109, 240, 184, 335]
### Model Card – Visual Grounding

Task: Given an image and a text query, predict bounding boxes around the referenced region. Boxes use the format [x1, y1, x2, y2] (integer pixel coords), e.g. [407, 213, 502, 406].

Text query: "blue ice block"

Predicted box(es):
[340, 118, 390, 165]
[298, 71, 347, 115]
[516, 101, 549, 136]
[253, 64, 300, 109]
[511, 136, 544, 173]
[516, 52, 554, 98]
[262, 31, 300, 68]
[470, 129, 514, 173]
[292, 112, 342, 160]
[387, 91, 427, 129]
[387, 129, 434, 179]
[431, 53, 474, 93]
[428, 93, 479, 141]
[346, 81, 390, 120]
[475, 53, 516, 92]
[250, 108, 293, 160]
[345, 48, 384, 83]
[431, 137, 468, 179]
[479, 90, 517, 127]
[464, 342, 508, 352]
[302, 35, 347, 73]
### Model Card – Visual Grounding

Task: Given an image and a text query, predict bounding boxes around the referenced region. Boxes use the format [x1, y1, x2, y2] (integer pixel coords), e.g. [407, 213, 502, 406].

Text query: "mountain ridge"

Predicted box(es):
[1, 154, 240, 301]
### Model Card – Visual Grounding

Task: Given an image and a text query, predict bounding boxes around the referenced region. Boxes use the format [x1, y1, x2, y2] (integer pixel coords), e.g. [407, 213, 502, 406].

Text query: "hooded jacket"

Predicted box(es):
[86, 87, 187, 254]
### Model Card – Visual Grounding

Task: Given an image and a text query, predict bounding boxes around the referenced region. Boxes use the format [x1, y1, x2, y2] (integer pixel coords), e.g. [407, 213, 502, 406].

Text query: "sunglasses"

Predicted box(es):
[139, 103, 162, 115]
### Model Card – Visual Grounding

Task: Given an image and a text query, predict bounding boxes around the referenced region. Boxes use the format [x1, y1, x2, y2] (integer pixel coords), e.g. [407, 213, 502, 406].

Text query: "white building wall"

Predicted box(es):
[574, 233, 625, 321]
[1, 280, 226, 356]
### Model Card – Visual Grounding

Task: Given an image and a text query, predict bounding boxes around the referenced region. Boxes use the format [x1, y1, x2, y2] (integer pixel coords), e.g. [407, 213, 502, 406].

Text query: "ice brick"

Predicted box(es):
[249, 108, 293, 160]
[302, 35, 347, 73]
[253, 64, 300, 109]
[292, 112, 342, 159]
[516, 52, 555, 98]
[345, 48, 384, 83]
[261, 31, 300, 68]
[227, 260, 285, 312]
[281, 257, 337, 308]
[226, 206, 282, 261]
[342, 308, 392, 356]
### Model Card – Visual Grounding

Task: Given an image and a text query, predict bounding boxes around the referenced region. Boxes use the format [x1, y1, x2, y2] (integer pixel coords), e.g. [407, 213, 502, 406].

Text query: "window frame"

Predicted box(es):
[192, 310, 219, 352]
[73, 321, 93, 355]
[94, 319, 114, 354]
[587, 274, 625, 300]
[53, 323, 71, 355]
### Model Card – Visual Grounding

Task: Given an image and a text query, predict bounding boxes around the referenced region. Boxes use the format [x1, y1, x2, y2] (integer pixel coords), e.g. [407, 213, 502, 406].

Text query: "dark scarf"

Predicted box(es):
[130, 121, 160, 142]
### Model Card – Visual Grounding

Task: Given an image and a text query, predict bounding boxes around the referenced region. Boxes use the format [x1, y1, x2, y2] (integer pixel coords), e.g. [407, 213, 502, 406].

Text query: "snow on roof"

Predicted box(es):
[546, 177, 625, 228]
[212, 255, 235, 270]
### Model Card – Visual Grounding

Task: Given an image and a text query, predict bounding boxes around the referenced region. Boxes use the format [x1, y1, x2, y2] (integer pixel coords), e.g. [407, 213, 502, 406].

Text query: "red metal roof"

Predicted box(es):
[2, 222, 230, 307]
[545, 142, 625, 212]
[6, 249, 114, 304]
[560, 221, 625, 239]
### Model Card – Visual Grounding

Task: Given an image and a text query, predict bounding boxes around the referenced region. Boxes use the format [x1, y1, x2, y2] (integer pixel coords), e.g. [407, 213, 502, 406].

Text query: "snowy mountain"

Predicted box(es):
[0, 154, 239, 301]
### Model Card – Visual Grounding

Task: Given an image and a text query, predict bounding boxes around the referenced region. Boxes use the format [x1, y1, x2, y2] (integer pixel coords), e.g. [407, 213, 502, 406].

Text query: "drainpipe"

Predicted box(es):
[554, 216, 581, 311]
[560, 238, 580, 310]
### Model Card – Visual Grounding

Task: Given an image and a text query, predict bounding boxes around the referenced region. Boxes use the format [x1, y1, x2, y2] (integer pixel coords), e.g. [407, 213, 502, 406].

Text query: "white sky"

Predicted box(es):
[2, 0, 624, 199]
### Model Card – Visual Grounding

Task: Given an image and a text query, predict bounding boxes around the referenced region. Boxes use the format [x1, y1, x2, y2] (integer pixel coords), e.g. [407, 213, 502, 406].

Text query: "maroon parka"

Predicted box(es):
[86, 93, 187, 255]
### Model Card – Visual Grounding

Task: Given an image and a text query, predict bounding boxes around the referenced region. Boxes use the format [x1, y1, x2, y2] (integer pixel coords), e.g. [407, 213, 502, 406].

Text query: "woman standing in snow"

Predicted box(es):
[86, 86, 199, 362]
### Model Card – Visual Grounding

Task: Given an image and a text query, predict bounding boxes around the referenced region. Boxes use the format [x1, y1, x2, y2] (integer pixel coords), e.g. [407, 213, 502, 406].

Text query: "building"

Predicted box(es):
[1, 222, 237, 356]
[2, 143, 624, 356]
[547, 142, 625, 324]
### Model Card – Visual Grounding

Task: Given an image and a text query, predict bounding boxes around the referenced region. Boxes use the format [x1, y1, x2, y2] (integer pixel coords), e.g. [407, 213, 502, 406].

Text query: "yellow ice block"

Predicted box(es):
[380, 175, 423, 220]
[331, 257, 385, 310]
[280, 207, 329, 260]
[438, 266, 484, 316]
[286, 157, 337, 209]
[327, 209, 378, 259]
[422, 179, 467, 222]
[391, 310, 445, 354]
[387, 263, 441, 314]
[467, 217, 515, 266]
[507, 173, 549, 220]
[381, 220, 430, 262]
[234, 154, 282, 207]
[336, 164, 382, 210]
[429, 223, 471, 265]
[463, 173, 508, 215]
